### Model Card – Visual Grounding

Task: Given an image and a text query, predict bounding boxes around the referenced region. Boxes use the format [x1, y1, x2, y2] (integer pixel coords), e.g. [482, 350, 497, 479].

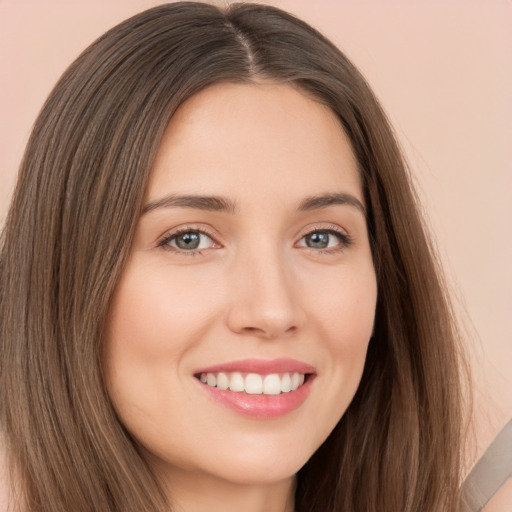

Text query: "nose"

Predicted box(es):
[225, 247, 303, 339]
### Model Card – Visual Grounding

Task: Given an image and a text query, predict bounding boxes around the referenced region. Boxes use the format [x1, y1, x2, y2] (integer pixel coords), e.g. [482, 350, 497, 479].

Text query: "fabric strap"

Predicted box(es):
[461, 419, 512, 511]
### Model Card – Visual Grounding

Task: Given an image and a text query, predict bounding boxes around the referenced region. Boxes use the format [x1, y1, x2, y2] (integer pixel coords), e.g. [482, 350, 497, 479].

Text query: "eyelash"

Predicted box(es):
[157, 227, 218, 256]
[297, 225, 353, 254]
[157, 225, 353, 256]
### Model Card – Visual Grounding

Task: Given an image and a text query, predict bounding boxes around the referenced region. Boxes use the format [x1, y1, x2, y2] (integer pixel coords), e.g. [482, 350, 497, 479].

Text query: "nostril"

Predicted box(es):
[240, 324, 298, 339]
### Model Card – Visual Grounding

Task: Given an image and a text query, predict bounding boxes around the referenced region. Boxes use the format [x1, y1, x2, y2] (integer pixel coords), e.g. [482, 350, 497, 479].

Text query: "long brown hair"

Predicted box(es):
[0, 2, 468, 511]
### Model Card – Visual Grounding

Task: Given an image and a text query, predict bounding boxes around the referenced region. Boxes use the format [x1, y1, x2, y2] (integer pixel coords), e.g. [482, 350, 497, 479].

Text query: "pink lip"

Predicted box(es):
[194, 357, 316, 376]
[194, 358, 316, 419]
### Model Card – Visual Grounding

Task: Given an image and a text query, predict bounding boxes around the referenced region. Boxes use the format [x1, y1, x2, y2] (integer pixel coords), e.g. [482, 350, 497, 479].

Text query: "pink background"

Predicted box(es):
[0, 0, 510, 471]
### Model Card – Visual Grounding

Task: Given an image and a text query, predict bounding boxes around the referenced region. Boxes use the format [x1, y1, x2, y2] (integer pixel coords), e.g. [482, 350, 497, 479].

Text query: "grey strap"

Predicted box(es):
[462, 419, 512, 511]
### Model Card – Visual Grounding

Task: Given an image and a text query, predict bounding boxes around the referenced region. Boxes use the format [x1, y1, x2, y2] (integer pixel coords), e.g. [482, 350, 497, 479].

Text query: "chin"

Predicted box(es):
[198, 436, 318, 485]
[203, 459, 301, 486]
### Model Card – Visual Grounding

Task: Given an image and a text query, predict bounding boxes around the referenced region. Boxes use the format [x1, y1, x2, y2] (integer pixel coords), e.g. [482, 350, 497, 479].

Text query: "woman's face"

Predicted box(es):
[104, 83, 377, 487]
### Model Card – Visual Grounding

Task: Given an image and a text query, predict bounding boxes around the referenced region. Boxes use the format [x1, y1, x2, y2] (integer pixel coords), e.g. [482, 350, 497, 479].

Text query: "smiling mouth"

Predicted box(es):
[195, 371, 312, 395]
[193, 358, 316, 418]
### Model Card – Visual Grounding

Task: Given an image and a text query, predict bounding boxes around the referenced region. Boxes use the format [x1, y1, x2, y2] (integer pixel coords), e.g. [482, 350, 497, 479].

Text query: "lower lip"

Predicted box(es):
[197, 376, 315, 419]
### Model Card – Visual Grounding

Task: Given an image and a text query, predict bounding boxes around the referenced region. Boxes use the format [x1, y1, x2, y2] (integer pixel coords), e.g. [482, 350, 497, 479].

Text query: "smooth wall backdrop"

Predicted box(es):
[1, 0, 511, 467]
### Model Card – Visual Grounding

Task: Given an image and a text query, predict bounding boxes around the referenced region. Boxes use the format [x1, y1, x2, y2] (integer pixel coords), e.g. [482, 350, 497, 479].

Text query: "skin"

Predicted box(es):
[104, 82, 378, 512]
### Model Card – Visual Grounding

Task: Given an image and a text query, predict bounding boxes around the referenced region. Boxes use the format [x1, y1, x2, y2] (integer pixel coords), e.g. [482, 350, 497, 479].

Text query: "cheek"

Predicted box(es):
[102, 261, 222, 455]
[105, 261, 219, 363]
[307, 266, 377, 404]
[102, 260, 219, 423]
[307, 262, 377, 348]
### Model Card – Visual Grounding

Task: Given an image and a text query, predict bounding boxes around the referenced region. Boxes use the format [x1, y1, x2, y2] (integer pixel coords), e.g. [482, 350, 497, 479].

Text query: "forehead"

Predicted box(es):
[148, 82, 362, 205]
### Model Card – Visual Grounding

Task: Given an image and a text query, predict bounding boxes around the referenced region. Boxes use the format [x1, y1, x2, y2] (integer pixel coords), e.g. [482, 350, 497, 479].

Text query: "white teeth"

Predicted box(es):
[229, 372, 244, 392]
[245, 373, 263, 394]
[206, 373, 217, 387]
[280, 373, 291, 393]
[216, 372, 229, 390]
[263, 374, 281, 395]
[199, 371, 308, 395]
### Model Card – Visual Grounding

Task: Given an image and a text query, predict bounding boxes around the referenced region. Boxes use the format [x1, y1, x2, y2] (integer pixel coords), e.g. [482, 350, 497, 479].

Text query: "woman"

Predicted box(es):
[0, 2, 469, 511]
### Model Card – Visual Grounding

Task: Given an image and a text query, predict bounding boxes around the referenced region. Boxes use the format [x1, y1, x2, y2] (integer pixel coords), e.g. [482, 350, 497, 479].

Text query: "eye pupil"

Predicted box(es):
[306, 232, 329, 249]
[176, 232, 200, 250]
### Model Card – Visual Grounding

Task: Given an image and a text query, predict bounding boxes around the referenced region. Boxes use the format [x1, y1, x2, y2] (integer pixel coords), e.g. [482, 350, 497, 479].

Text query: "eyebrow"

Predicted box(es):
[142, 194, 237, 214]
[298, 193, 366, 215]
[142, 192, 365, 216]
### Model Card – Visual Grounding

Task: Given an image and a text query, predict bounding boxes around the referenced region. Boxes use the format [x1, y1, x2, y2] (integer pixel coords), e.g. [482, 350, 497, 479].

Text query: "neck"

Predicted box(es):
[158, 467, 296, 512]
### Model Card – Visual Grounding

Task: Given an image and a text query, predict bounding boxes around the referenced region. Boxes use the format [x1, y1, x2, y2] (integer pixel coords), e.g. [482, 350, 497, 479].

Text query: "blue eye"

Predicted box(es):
[160, 230, 215, 252]
[304, 232, 332, 249]
[298, 230, 351, 251]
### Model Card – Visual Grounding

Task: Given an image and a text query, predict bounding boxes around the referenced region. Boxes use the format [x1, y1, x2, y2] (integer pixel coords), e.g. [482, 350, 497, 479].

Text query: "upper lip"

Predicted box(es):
[194, 358, 316, 375]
